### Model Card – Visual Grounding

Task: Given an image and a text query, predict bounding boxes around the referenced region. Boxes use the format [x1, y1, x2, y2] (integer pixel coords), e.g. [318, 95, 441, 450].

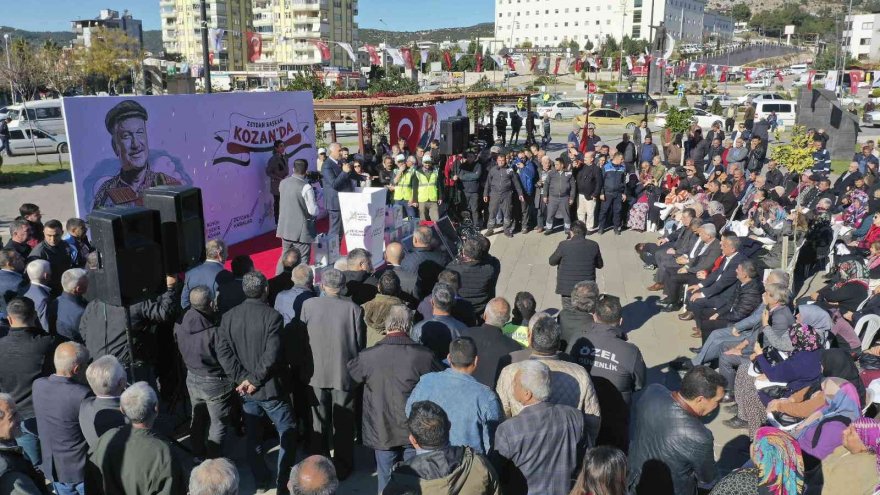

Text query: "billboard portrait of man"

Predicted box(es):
[92, 100, 182, 209]
[417, 111, 437, 150]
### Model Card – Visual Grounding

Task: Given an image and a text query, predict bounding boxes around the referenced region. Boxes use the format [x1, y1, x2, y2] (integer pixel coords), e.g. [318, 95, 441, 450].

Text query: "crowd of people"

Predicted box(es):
[2, 100, 880, 495]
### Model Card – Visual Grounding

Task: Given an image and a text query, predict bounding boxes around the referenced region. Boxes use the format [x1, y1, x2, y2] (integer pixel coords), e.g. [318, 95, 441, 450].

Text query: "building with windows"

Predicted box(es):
[71, 9, 143, 49]
[161, 0, 358, 73]
[161, 0, 252, 71]
[494, 0, 715, 48]
[703, 11, 734, 41]
[844, 13, 880, 61]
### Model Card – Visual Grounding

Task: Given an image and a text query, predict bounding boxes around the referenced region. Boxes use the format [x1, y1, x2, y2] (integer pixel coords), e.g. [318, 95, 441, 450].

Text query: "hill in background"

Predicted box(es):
[0, 26, 164, 54]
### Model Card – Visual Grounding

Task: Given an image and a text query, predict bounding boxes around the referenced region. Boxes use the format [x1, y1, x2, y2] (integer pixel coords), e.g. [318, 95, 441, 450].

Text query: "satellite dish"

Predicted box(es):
[663, 34, 675, 60]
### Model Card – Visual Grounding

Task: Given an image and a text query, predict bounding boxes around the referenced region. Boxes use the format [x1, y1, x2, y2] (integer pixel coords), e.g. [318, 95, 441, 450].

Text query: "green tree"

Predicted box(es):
[679, 94, 689, 108]
[367, 68, 418, 95]
[731, 3, 752, 23]
[709, 97, 723, 115]
[518, 41, 533, 48]
[284, 70, 334, 99]
[584, 39, 594, 51]
[770, 126, 815, 174]
[664, 107, 695, 166]
[80, 27, 143, 93]
[813, 48, 851, 71]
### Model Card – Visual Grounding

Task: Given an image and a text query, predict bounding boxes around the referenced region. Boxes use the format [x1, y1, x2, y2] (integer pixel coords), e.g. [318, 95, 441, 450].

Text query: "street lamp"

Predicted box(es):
[3, 33, 12, 104]
[379, 18, 389, 69]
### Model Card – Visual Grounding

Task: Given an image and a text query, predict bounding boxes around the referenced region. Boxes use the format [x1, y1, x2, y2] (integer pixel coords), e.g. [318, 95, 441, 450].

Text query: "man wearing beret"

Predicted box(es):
[92, 100, 180, 209]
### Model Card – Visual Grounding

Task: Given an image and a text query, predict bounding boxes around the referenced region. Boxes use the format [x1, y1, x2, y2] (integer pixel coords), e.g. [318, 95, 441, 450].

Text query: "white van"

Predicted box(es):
[5, 99, 66, 136]
[754, 100, 797, 126]
[792, 72, 826, 88]
[789, 64, 809, 75]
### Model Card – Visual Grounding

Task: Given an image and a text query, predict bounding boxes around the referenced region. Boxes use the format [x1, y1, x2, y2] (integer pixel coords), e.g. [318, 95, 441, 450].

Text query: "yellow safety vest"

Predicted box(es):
[395, 169, 416, 201]
[416, 170, 439, 202]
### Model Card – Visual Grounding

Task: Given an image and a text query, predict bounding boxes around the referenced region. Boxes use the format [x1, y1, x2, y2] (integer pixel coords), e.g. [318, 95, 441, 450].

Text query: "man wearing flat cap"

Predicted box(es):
[92, 100, 180, 209]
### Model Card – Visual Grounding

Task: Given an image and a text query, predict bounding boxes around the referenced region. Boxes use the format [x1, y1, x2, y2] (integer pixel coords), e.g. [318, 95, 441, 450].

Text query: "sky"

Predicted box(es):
[2, 0, 493, 32]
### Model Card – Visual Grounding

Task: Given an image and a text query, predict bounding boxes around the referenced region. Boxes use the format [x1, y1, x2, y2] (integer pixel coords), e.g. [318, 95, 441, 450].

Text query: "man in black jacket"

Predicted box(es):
[542, 158, 576, 235]
[0, 248, 26, 316]
[692, 259, 764, 343]
[215, 271, 294, 494]
[456, 153, 483, 227]
[681, 233, 746, 321]
[27, 220, 72, 296]
[268, 249, 299, 307]
[78, 275, 179, 380]
[174, 285, 234, 460]
[216, 255, 253, 314]
[548, 222, 603, 310]
[764, 160, 785, 190]
[558, 281, 599, 352]
[347, 305, 442, 492]
[4, 219, 33, 260]
[446, 238, 498, 316]
[573, 152, 602, 233]
[342, 248, 378, 305]
[484, 155, 524, 238]
[570, 295, 646, 452]
[0, 298, 59, 468]
[460, 297, 522, 387]
[637, 208, 697, 270]
[400, 226, 450, 298]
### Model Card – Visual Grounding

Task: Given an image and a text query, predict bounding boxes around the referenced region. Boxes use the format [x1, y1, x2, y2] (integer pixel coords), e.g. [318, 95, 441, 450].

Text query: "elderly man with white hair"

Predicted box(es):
[79, 355, 127, 449]
[33, 342, 92, 495]
[22, 259, 52, 331]
[86, 382, 188, 495]
[493, 360, 588, 495]
[48, 268, 88, 342]
[321, 142, 356, 237]
[189, 458, 239, 495]
[0, 393, 46, 495]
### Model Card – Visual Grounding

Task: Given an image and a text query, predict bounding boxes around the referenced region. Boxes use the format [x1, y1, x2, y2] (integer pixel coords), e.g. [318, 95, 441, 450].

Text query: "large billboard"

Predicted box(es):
[388, 98, 466, 152]
[62, 92, 316, 246]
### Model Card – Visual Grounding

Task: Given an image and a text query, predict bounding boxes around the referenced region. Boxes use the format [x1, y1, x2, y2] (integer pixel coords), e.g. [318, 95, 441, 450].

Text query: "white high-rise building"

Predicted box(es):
[494, 0, 715, 49]
[72, 9, 143, 49]
[844, 13, 880, 61]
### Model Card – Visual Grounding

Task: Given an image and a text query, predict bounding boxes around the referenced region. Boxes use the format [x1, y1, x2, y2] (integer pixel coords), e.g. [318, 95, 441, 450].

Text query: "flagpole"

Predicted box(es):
[200, 0, 212, 93]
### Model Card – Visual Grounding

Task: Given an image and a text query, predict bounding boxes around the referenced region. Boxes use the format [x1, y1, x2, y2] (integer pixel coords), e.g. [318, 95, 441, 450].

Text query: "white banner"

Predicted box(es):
[336, 42, 357, 64]
[386, 47, 404, 66]
[825, 70, 839, 91]
[339, 187, 387, 268]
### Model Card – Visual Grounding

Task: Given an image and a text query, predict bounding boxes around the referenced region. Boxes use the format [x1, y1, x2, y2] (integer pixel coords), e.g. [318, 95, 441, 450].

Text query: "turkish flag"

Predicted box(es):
[401, 48, 414, 70]
[719, 66, 727, 83]
[310, 40, 330, 61]
[807, 70, 816, 90]
[554, 57, 561, 75]
[575, 57, 583, 72]
[530, 56, 538, 72]
[366, 45, 381, 65]
[246, 31, 262, 62]
[506, 56, 516, 71]
[775, 69, 784, 82]
[745, 68, 753, 82]
[851, 70, 863, 94]
[476, 53, 483, 72]
[208, 51, 214, 65]
[696, 64, 707, 77]
[443, 51, 452, 70]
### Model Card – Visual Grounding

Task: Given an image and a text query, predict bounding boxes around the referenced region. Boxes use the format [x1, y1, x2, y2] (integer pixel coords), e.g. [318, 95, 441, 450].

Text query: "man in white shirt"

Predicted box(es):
[277, 158, 319, 264]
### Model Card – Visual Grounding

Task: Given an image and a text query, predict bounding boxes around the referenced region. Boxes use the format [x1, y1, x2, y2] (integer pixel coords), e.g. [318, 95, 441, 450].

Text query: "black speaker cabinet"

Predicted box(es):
[143, 186, 206, 274]
[89, 207, 165, 306]
[439, 117, 470, 155]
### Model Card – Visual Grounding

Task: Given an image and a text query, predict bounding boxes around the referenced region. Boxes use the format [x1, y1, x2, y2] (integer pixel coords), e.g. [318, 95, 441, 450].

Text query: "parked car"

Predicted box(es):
[536, 101, 585, 120]
[5, 99, 66, 136]
[744, 78, 773, 90]
[600, 91, 658, 116]
[736, 92, 786, 105]
[575, 109, 642, 131]
[0, 107, 8, 120]
[653, 108, 724, 130]
[6, 126, 68, 155]
[321, 119, 359, 137]
[863, 110, 880, 127]
[695, 94, 736, 110]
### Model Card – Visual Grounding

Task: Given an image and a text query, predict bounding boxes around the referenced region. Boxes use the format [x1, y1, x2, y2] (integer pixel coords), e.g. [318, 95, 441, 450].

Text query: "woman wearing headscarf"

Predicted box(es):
[788, 378, 862, 461]
[768, 349, 864, 422]
[809, 260, 870, 315]
[626, 161, 657, 232]
[710, 427, 804, 495]
[811, 418, 880, 495]
[837, 189, 870, 231]
[729, 323, 823, 437]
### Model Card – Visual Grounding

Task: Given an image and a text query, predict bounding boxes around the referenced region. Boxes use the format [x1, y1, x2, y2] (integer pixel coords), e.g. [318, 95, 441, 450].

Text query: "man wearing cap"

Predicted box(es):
[393, 156, 419, 218]
[317, 148, 327, 171]
[93, 100, 181, 209]
[413, 155, 442, 222]
[484, 154, 524, 237]
[0, 116, 11, 158]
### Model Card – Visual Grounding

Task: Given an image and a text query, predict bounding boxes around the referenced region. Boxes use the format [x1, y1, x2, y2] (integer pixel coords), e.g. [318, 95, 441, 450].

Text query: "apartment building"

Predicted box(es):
[72, 9, 144, 49]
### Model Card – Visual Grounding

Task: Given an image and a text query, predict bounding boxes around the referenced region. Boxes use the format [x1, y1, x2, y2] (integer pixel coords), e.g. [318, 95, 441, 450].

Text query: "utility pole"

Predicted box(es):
[200, 0, 212, 93]
[3, 34, 12, 104]
[618, 0, 627, 86]
[838, 0, 855, 97]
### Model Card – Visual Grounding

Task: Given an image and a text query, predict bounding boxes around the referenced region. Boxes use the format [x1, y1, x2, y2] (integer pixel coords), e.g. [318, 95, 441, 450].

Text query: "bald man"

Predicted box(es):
[33, 341, 92, 494]
[460, 297, 522, 387]
[373, 242, 418, 303]
[288, 456, 338, 494]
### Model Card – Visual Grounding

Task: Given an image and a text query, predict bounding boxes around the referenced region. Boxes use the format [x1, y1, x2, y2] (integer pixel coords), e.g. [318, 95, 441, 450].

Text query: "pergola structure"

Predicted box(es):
[313, 91, 533, 152]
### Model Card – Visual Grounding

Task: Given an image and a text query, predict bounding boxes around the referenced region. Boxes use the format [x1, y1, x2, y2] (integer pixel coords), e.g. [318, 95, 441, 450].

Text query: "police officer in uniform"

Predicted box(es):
[542, 157, 576, 235]
[456, 153, 483, 226]
[483, 154, 524, 237]
[597, 153, 627, 235]
[93, 100, 181, 209]
[413, 155, 442, 221]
